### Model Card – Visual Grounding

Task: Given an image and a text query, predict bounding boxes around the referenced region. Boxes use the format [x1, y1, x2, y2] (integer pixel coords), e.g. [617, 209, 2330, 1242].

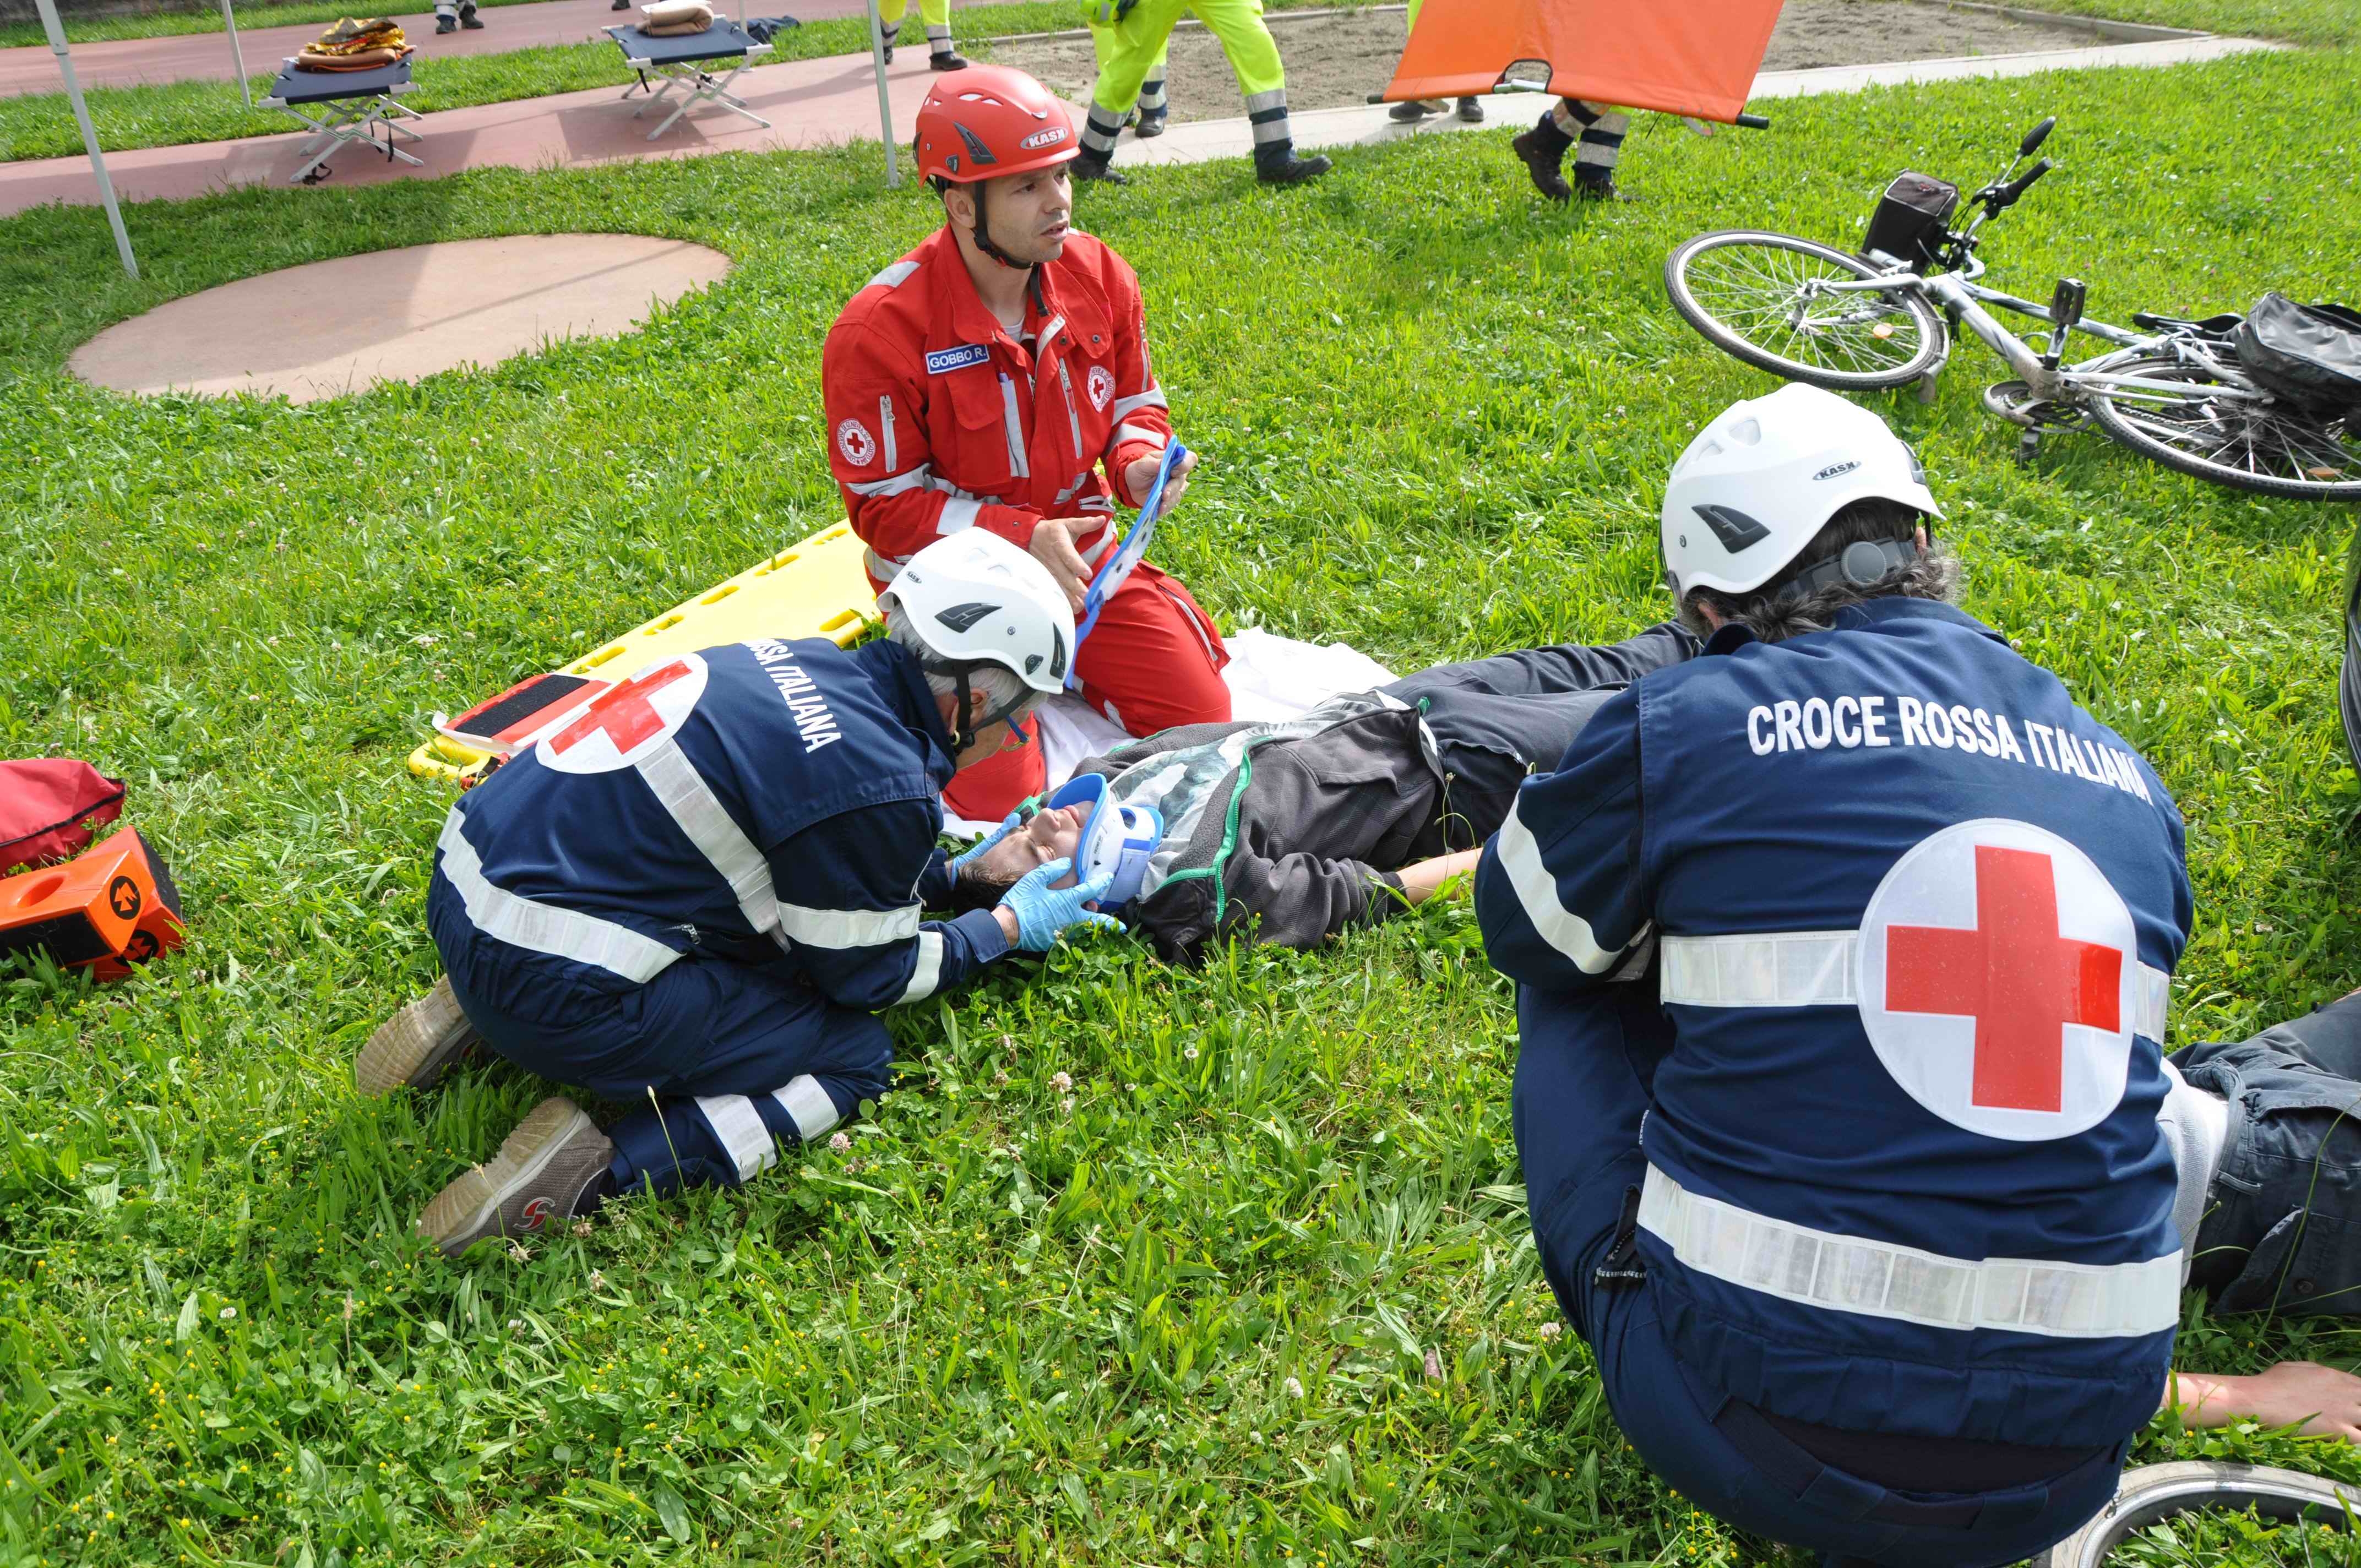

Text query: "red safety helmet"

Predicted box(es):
[914, 65, 1078, 186]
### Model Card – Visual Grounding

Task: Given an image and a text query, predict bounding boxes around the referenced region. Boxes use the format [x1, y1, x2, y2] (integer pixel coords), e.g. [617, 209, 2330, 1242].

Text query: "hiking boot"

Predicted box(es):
[1254, 142, 1331, 184]
[1574, 171, 1632, 202]
[434, 13, 456, 32]
[1133, 106, 1167, 139]
[1456, 96, 1484, 122]
[417, 1098, 617, 1258]
[1511, 126, 1573, 201]
[356, 974, 482, 1096]
[880, 40, 893, 62]
[1389, 99, 1443, 123]
[459, 3, 484, 26]
[1071, 153, 1127, 184]
[929, 49, 968, 69]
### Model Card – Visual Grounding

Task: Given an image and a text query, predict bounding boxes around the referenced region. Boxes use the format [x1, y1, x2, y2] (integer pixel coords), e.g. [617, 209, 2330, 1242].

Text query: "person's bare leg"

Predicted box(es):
[1396, 849, 1482, 905]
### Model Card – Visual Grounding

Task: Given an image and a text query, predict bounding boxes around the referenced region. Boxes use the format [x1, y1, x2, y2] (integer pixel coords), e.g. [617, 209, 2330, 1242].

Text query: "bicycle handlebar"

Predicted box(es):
[1987, 157, 2053, 212]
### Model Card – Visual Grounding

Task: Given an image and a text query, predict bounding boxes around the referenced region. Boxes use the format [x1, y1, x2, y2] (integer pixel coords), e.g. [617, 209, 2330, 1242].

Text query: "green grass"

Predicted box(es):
[0, 0, 1385, 162]
[4, 42, 2361, 1568]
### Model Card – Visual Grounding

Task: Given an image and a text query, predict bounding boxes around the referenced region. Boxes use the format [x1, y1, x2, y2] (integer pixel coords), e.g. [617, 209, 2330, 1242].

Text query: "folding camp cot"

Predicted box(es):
[261, 57, 425, 184]
[604, 21, 775, 141]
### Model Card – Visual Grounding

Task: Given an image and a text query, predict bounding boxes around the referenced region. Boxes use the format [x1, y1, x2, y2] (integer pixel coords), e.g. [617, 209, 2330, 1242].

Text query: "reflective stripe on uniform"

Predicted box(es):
[1493, 797, 1635, 974]
[776, 1075, 841, 1139]
[867, 260, 919, 291]
[437, 810, 679, 983]
[1659, 930, 2172, 1041]
[895, 929, 944, 1005]
[775, 897, 921, 951]
[999, 374, 1030, 478]
[695, 1093, 777, 1182]
[635, 741, 782, 945]
[846, 464, 934, 499]
[1637, 1163, 2183, 1338]
[1109, 389, 1167, 419]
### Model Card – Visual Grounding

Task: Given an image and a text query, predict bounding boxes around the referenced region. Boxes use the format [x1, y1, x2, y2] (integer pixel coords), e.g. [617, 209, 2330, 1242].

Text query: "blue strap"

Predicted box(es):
[1067, 439, 1190, 688]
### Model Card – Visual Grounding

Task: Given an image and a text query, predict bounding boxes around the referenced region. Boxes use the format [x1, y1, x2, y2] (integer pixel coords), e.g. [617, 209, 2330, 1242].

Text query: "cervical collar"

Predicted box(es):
[1044, 774, 1163, 916]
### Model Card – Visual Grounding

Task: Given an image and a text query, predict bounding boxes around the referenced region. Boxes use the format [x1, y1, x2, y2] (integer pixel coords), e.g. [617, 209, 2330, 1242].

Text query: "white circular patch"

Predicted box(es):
[1086, 364, 1114, 412]
[532, 654, 709, 775]
[1856, 817, 2137, 1142]
[836, 417, 878, 467]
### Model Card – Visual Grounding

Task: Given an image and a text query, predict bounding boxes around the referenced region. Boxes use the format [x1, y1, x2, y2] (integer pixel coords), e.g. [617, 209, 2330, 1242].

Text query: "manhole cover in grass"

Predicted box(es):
[70, 233, 732, 403]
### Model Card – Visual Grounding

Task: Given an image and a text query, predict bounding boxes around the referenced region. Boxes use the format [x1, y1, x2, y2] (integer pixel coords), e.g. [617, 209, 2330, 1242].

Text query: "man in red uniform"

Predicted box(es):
[822, 64, 1230, 823]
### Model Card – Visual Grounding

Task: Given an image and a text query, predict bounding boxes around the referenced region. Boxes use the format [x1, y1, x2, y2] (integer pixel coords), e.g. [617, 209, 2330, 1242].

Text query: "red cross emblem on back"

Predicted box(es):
[1885, 845, 2122, 1113]
[1855, 818, 2140, 1142]
[548, 660, 697, 756]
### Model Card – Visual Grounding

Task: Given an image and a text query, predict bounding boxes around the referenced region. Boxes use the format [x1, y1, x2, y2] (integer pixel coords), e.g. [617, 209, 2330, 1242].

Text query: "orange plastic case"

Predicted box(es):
[0, 827, 185, 979]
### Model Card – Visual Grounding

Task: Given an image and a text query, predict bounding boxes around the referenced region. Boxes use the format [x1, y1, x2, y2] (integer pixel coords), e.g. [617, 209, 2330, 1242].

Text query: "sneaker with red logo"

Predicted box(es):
[417, 1098, 616, 1257]
[356, 974, 482, 1095]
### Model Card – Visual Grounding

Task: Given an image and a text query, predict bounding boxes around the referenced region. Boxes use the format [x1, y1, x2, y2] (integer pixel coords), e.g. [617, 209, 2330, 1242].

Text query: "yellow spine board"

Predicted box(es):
[406, 521, 879, 783]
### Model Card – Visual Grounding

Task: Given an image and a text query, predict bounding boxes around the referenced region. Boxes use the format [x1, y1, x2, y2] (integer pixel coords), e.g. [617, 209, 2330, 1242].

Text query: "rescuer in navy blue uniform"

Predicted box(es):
[1477, 385, 2194, 1566]
[360, 533, 1123, 1257]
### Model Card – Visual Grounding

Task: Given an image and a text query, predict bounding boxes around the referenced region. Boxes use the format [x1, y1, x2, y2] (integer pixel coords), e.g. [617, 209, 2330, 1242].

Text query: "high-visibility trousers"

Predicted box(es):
[1087, 0, 1284, 118]
[876, 0, 949, 29]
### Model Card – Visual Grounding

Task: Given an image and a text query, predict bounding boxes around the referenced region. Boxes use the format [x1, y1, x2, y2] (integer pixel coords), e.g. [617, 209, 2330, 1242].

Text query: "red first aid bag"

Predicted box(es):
[1, 759, 128, 874]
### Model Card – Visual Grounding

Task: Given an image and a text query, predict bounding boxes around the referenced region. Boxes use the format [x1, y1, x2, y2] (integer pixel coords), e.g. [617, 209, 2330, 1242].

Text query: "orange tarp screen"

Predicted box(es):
[1382, 0, 1785, 126]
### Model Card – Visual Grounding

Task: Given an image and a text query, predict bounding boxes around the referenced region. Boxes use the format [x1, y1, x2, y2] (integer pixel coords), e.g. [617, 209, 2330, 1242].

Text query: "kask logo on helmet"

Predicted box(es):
[1813, 460, 1862, 481]
[1019, 127, 1067, 150]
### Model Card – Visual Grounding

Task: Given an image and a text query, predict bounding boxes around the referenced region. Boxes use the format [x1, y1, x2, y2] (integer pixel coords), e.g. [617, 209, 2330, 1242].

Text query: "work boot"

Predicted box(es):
[434, 13, 456, 32]
[1574, 170, 1632, 202]
[1455, 96, 1484, 122]
[1253, 141, 1331, 184]
[417, 1098, 617, 1258]
[1133, 106, 1166, 138]
[1511, 113, 1575, 201]
[1071, 152, 1128, 184]
[611, 0, 629, 10]
[459, 2, 483, 26]
[929, 48, 968, 69]
[880, 39, 893, 62]
[1389, 98, 1444, 122]
[356, 974, 482, 1096]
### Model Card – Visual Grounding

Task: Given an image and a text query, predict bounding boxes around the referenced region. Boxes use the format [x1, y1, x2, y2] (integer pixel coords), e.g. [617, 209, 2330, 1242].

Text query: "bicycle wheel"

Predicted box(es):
[2028, 1462, 2357, 1568]
[1665, 231, 1946, 391]
[2083, 357, 2361, 501]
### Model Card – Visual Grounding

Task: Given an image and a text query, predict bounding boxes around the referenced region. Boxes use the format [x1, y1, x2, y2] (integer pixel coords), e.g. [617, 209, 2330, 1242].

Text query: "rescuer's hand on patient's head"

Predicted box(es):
[1124, 448, 1199, 517]
[2168, 1362, 2361, 1444]
[1027, 519, 1094, 610]
[997, 856, 1120, 950]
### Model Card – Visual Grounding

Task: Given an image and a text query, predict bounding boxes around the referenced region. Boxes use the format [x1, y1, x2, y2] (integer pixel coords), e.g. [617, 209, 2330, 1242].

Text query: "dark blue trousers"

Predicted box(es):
[1514, 984, 2124, 1568]
[427, 869, 894, 1196]
[2177, 989, 2361, 1316]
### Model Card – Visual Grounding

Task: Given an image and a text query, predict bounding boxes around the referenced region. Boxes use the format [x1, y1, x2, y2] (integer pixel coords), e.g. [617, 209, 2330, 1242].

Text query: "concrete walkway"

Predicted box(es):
[0, 0, 874, 95]
[0, 29, 2286, 218]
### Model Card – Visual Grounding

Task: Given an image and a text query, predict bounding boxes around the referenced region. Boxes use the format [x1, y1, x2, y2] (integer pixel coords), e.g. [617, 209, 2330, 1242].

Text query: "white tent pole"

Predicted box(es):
[35, 0, 137, 278]
[221, 0, 251, 106]
[865, 0, 897, 188]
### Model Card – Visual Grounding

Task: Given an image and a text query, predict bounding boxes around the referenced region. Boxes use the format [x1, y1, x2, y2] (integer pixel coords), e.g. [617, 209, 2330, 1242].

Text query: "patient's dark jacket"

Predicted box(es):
[1079, 625, 1694, 960]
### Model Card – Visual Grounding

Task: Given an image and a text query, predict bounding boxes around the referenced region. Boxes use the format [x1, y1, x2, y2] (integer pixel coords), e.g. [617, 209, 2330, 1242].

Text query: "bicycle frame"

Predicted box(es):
[1801, 254, 2263, 405]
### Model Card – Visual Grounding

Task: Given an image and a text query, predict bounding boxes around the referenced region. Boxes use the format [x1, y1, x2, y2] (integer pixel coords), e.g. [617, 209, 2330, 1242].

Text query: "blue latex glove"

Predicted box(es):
[1000, 858, 1123, 952]
[948, 810, 1023, 875]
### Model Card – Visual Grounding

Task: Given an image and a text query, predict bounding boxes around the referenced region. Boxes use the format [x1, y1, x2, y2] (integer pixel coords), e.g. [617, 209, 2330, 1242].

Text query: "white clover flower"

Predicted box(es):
[829, 1131, 852, 1153]
[1283, 1376, 1304, 1398]
[1537, 1322, 1563, 1341]
[1049, 1071, 1073, 1092]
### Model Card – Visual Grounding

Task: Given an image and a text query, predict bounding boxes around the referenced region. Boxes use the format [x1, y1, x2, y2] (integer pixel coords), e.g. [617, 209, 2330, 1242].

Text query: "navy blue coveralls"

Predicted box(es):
[1477, 598, 2194, 1568]
[425, 636, 1009, 1195]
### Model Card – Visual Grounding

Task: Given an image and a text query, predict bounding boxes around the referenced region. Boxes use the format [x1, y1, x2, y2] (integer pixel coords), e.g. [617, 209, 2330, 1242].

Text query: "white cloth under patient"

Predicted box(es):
[944, 628, 1396, 838]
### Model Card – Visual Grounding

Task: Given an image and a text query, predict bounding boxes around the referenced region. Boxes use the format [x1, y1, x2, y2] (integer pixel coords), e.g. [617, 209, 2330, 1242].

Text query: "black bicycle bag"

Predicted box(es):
[1862, 172, 1960, 274]
[2235, 292, 2361, 421]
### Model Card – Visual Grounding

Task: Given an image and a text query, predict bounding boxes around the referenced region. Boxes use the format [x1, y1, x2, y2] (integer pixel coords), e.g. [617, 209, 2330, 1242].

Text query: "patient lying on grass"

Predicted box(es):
[947, 624, 1696, 959]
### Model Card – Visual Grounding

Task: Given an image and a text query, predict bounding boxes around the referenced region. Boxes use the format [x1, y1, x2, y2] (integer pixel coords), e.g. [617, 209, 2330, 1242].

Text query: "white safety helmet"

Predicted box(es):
[1660, 383, 1943, 600]
[879, 532, 1075, 748]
